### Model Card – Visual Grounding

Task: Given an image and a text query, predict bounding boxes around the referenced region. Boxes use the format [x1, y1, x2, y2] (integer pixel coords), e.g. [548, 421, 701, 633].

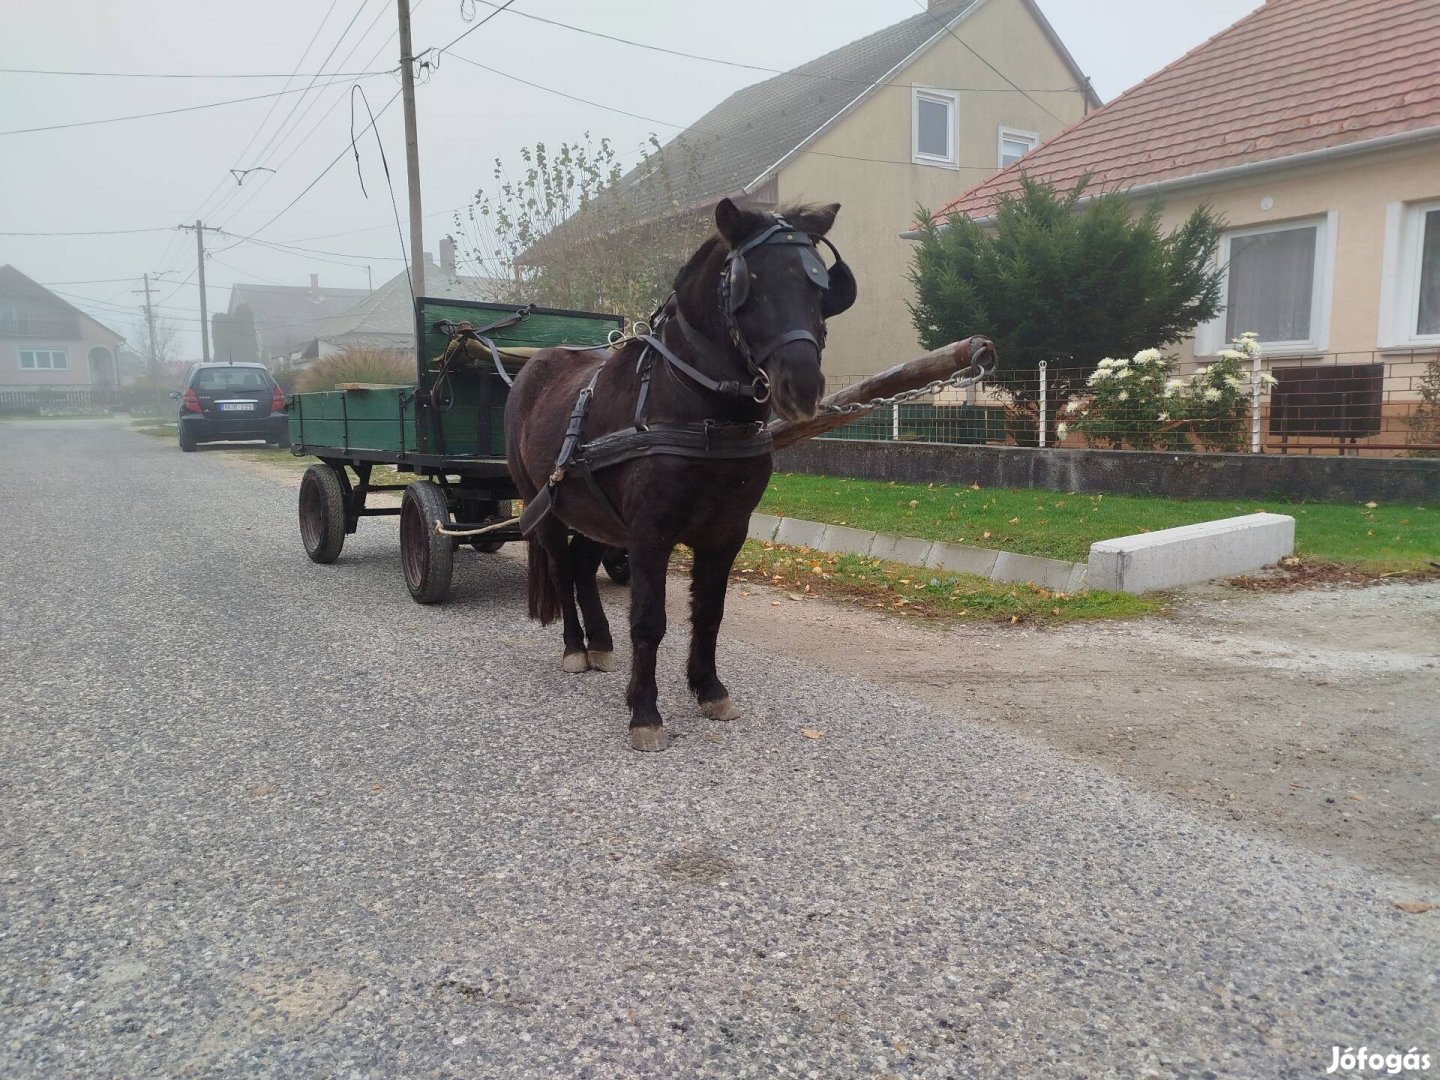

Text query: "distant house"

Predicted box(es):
[304, 239, 506, 362]
[0, 265, 125, 390]
[224, 276, 369, 365]
[546, 0, 1098, 379]
[925, 0, 1440, 449]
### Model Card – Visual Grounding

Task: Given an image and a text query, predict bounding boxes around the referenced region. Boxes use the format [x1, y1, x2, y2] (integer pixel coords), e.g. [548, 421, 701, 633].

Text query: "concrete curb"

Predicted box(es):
[747, 514, 1089, 592]
[747, 511, 1295, 594]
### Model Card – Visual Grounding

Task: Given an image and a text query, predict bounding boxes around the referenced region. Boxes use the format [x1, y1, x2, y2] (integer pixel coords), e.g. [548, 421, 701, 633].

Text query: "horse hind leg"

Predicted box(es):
[533, 520, 589, 672]
[687, 539, 744, 722]
[570, 535, 615, 672]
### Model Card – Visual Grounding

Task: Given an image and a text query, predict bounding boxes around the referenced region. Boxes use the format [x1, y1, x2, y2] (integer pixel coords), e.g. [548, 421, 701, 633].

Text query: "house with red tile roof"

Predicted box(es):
[916, 0, 1440, 451]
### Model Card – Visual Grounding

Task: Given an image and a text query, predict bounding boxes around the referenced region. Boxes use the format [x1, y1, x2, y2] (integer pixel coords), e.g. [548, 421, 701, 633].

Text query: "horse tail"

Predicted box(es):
[526, 537, 561, 625]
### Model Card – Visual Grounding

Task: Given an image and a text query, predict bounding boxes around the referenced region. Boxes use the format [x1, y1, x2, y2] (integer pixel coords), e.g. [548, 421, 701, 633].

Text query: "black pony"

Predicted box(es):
[505, 198, 855, 751]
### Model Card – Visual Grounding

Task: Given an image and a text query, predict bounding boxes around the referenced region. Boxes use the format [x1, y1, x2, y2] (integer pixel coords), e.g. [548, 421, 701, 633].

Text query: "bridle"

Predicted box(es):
[662, 212, 855, 403]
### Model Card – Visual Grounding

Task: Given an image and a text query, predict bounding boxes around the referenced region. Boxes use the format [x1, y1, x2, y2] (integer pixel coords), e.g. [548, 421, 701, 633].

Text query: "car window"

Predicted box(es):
[193, 368, 270, 392]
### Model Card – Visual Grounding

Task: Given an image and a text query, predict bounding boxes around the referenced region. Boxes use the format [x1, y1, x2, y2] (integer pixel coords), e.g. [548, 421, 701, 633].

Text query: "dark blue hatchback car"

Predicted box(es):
[174, 362, 287, 452]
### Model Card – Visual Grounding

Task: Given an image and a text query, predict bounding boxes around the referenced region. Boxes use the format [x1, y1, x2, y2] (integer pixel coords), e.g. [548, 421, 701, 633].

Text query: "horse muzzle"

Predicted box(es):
[764, 338, 825, 422]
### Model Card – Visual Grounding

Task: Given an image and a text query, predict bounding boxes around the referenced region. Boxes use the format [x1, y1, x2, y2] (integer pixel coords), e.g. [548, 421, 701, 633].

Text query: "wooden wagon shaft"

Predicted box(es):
[768, 335, 995, 450]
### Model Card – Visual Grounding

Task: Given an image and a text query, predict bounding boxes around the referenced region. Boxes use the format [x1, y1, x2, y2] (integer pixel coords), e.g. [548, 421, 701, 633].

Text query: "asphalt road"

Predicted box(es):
[1, 420, 1434, 1079]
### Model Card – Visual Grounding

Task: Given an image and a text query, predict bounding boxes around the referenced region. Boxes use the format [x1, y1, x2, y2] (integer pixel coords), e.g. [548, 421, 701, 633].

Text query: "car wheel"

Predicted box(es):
[179, 426, 197, 453]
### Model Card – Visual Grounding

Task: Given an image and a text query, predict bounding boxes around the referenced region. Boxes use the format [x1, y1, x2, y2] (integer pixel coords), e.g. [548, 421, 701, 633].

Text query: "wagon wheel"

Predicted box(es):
[400, 481, 454, 604]
[299, 463, 350, 564]
[601, 548, 631, 585]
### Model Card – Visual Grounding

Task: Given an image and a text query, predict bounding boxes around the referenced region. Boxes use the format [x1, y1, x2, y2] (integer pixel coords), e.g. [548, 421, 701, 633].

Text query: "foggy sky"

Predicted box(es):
[1, 0, 1259, 357]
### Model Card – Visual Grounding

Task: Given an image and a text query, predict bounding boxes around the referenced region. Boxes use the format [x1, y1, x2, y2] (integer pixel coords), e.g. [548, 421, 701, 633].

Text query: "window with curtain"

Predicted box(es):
[1417, 207, 1439, 337]
[1224, 224, 1319, 343]
[912, 89, 956, 165]
[999, 129, 1036, 169]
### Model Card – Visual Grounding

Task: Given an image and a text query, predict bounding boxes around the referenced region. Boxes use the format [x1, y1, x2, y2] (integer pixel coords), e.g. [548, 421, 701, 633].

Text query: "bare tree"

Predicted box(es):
[452, 133, 711, 321]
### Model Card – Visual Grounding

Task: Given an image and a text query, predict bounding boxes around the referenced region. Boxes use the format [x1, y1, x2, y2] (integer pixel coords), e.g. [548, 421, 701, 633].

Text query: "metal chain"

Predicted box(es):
[815, 364, 991, 419]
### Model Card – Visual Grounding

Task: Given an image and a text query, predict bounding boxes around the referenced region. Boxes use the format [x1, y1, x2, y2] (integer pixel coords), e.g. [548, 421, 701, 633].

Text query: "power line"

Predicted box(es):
[0, 72, 392, 137]
[433, 0, 521, 56]
[459, 0, 1085, 97]
[156, 0, 402, 266]
[0, 65, 392, 79]
[204, 0, 417, 234]
[0, 226, 174, 236]
[910, 0, 1067, 125]
[222, 87, 405, 239]
[447, 53, 999, 172]
[173, 0, 350, 235]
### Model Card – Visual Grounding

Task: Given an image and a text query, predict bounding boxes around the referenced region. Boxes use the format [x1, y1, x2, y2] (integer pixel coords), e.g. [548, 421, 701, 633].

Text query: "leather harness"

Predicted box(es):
[518, 214, 847, 538]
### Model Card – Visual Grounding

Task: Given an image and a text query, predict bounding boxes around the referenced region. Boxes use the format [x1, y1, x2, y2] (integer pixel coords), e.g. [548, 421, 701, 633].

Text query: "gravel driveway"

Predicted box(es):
[1, 420, 1435, 1079]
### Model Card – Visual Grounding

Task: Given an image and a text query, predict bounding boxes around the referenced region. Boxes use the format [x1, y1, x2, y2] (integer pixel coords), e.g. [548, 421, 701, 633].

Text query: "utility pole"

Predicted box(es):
[133, 273, 161, 413]
[178, 221, 222, 362]
[397, 0, 425, 297]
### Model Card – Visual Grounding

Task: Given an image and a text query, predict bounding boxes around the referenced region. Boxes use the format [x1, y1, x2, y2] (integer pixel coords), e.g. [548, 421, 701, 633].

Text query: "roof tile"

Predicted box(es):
[937, 0, 1440, 219]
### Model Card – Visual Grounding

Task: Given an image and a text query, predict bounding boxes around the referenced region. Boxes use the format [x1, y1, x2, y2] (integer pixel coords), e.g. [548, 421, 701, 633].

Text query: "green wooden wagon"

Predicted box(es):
[288, 296, 626, 604]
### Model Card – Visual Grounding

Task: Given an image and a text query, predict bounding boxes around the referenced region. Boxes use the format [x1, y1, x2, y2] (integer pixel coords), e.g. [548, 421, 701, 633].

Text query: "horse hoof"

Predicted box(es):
[699, 696, 742, 722]
[587, 650, 615, 672]
[630, 726, 669, 752]
[562, 651, 590, 674]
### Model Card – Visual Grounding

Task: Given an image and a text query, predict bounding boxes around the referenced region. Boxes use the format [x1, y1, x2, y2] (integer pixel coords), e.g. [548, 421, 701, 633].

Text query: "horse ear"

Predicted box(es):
[788, 203, 841, 236]
[714, 198, 746, 245]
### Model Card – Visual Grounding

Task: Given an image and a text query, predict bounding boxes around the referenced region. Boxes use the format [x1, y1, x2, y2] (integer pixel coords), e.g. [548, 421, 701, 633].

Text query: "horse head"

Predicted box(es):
[676, 198, 857, 423]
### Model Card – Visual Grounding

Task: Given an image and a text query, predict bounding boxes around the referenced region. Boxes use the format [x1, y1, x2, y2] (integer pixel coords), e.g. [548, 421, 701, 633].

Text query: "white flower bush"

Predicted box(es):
[1066, 333, 1274, 452]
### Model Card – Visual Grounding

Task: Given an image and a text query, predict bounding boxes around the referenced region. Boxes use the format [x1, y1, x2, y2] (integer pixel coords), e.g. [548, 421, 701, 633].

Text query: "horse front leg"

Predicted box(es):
[687, 535, 745, 722]
[625, 540, 672, 752]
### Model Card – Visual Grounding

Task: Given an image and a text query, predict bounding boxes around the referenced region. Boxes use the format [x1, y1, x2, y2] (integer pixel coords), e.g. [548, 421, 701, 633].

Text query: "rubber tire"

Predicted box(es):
[179, 426, 197, 453]
[401, 481, 455, 605]
[602, 548, 632, 585]
[299, 464, 348, 564]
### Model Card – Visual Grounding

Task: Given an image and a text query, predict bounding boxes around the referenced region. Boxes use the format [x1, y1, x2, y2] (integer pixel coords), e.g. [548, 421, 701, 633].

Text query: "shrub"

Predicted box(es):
[296, 348, 413, 393]
[1063, 334, 1275, 452]
[1402, 358, 1440, 457]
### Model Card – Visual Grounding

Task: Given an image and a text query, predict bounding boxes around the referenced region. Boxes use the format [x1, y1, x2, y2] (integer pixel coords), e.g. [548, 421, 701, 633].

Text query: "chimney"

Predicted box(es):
[440, 236, 456, 277]
[309, 273, 320, 302]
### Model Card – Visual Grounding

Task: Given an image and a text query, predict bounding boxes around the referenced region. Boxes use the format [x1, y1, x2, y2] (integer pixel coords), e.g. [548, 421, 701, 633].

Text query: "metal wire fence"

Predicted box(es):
[817, 350, 1440, 457]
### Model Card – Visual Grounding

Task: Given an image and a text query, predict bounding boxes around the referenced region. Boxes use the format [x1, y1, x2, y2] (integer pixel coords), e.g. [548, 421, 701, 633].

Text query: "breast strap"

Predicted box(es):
[519, 354, 773, 537]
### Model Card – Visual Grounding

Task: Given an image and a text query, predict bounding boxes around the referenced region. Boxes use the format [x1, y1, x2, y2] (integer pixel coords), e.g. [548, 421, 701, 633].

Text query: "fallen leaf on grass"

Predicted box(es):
[787, 593, 804, 601]
[1394, 902, 1435, 914]
[1365, 501, 1378, 509]
[800, 728, 824, 739]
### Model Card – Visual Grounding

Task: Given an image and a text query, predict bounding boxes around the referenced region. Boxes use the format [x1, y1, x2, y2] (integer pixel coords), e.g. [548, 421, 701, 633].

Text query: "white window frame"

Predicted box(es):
[1378, 198, 1440, 349]
[911, 87, 959, 169]
[997, 126, 1038, 170]
[19, 348, 69, 371]
[1196, 213, 1336, 357]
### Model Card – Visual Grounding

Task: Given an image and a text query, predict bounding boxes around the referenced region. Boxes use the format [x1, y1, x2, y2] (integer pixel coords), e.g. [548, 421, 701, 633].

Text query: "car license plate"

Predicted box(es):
[218, 402, 255, 412]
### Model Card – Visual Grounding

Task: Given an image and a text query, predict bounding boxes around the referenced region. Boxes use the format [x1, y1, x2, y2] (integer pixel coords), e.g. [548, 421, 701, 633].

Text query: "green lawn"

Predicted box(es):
[759, 473, 1439, 572]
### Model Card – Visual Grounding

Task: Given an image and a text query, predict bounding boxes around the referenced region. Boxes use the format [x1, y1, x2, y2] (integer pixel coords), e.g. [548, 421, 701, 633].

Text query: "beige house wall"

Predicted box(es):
[0, 314, 123, 390]
[1140, 142, 1440, 437]
[774, 0, 1090, 381]
[1146, 141, 1440, 371]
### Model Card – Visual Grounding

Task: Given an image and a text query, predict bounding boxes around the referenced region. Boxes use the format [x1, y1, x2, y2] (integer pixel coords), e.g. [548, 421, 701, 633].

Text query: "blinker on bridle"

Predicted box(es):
[714, 213, 854, 388]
